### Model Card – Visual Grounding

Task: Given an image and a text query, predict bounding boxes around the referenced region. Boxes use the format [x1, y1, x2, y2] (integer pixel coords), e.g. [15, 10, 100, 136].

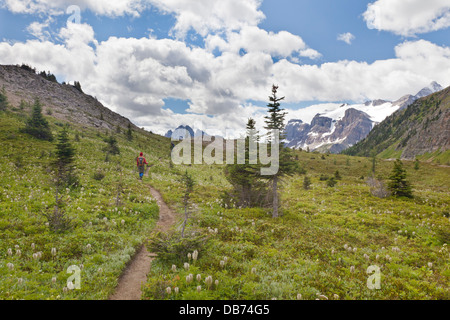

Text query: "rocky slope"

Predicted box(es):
[0, 64, 137, 132]
[285, 82, 444, 153]
[343, 85, 450, 160]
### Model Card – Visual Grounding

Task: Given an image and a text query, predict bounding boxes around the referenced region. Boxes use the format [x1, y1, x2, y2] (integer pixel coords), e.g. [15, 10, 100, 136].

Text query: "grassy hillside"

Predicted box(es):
[0, 84, 449, 300]
[343, 86, 450, 164]
[0, 105, 172, 299]
[143, 151, 450, 300]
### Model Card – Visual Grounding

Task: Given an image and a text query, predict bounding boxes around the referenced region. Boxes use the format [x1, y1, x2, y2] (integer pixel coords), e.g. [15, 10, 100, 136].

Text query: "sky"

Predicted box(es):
[0, 0, 449, 137]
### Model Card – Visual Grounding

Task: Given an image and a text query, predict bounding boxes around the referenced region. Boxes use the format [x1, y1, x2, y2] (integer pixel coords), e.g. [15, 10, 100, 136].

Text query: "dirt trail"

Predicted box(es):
[109, 186, 176, 300]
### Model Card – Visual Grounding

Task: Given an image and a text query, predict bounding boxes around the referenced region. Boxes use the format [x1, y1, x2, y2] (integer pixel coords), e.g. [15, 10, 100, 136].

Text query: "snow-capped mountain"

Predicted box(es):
[285, 82, 443, 153]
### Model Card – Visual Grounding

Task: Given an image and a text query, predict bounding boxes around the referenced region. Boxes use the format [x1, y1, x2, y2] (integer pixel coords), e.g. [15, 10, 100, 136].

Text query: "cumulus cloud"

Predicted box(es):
[148, 0, 265, 38]
[205, 26, 321, 60]
[1, 0, 147, 17]
[363, 0, 450, 36]
[337, 32, 355, 45]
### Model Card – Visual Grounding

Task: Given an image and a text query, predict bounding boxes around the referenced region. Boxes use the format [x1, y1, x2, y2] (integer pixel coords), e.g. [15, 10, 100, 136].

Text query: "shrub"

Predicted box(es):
[327, 177, 337, 187]
[148, 231, 209, 264]
[366, 176, 390, 198]
[93, 170, 105, 181]
[303, 176, 311, 190]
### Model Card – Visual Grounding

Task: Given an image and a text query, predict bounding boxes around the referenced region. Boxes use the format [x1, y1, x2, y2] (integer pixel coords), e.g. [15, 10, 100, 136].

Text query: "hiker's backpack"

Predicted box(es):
[138, 157, 144, 167]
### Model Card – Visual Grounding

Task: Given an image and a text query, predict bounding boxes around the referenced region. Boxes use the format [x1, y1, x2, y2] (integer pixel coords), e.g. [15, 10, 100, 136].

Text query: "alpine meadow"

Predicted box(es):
[0, 0, 449, 306]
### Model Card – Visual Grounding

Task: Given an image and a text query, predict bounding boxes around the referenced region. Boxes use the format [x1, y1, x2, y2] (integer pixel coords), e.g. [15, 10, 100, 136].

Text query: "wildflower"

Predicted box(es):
[166, 287, 172, 295]
[350, 266, 355, 273]
[121, 220, 125, 225]
[172, 265, 177, 272]
[31, 243, 35, 250]
[51, 248, 57, 256]
[37, 251, 42, 259]
[197, 286, 201, 293]
[196, 274, 202, 282]
[344, 244, 348, 249]
[187, 253, 192, 260]
[353, 247, 357, 253]
[86, 244, 91, 250]
[174, 287, 179, 294]
[7, 263, 14, 270]
[296, 294, 302, 300]
[63, 287, 68, 293]
[184, 263, 190, 270]
[7, 248, 12, 256]
[333, 294, 340, 300]
[376, 254, 380, 261]
[98, 268, 103, 273]
[205, 276, 213, 289]
[428, 262, 433, 268]
[251, 267, 256, 274]
[215, 280, 219, 287]
[52, 277, 57, 284]
[318, 295, 328, 300]
[18, 278, 23, 285]
[103, 217, 108, 222]
[192, 250, 198, 261]
[15, 245, 19, 250]
[363, 253, 369, 260]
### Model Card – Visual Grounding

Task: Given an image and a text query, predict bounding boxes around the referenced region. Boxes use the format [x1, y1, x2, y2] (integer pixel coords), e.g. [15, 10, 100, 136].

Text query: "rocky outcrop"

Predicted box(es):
[0, 64, 136, 132]
[286, 108, 372, 153]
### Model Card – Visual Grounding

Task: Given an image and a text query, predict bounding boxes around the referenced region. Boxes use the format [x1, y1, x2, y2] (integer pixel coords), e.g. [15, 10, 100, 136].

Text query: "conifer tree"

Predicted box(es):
[263, 85, 299, 218]
[103, 135, 120, 156]
[53, 128, 78, 188]
[0, 86, 8, 111]
[126, 123, 133, 141]
[224, 118, 268, 208]
[22, 98, 53, 141]
[388, 159, 413, 198]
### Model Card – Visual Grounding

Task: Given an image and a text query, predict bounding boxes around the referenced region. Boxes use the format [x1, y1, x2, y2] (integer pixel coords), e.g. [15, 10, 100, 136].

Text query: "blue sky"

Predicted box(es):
[0, 0, 449, 135]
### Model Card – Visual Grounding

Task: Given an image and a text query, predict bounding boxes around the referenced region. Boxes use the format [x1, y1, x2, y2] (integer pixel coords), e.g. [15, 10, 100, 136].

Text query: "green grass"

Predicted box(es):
[142, 150, 450, 300]
[1, 105, 449, 301]
[0, 110, 165, 299]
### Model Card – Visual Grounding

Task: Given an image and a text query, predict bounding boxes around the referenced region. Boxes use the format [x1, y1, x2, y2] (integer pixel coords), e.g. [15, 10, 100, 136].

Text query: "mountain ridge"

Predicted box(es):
[285, 81, 444, 153]
[343, 85, 450, 162]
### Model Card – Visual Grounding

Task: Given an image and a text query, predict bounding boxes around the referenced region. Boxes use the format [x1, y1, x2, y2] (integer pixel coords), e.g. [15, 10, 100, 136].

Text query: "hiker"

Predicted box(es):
[137, 152, 148, 180]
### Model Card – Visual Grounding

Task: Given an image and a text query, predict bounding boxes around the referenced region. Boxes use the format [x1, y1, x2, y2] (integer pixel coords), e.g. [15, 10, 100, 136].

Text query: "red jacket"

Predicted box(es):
[137, 156, 148, 167]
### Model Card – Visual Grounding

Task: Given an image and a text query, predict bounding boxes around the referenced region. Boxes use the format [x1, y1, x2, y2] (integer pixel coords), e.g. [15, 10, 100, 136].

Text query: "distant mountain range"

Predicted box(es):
[165, 125, 209, 140]
[285, 82, 444, 153]
[343, 85, 450, 161]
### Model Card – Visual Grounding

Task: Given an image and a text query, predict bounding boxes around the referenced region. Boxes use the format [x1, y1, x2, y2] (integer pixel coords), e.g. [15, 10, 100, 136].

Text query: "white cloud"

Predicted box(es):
[1, 0, 147, 17]
[337, 32, 355, 45]
[205, 26, 321, 60]
[148, 0, 265, 38]
[363, 0, 450, 36]
[26, 19, 53, 41]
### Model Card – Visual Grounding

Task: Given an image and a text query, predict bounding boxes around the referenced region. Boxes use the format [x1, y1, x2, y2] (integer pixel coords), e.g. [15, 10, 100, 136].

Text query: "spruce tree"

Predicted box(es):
[388, 159, 413, 198]
[103, 135, 120, 156]
[53, 128, 78, 188]
[23, 98, 53, 141]
[126, 123, 133, 141]
[263, 85, 299, 218]
[0, 86, 8, 111]
[223, 118, 268, 208]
